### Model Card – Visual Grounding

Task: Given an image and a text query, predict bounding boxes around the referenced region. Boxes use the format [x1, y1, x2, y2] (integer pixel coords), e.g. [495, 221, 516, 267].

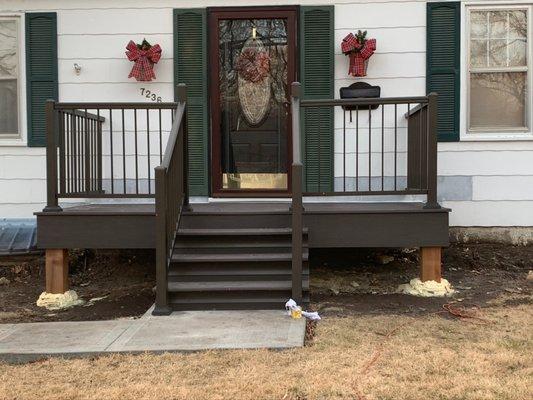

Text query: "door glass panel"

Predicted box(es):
[218, 18, 289, 190]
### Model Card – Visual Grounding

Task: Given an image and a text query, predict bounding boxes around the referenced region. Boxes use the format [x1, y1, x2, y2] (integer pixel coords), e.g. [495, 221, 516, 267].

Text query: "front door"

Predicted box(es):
[209, 7, 297, 196]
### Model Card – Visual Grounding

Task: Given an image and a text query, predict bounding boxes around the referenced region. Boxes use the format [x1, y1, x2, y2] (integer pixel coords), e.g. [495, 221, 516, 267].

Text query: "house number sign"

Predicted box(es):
[140, 88, 162, 102]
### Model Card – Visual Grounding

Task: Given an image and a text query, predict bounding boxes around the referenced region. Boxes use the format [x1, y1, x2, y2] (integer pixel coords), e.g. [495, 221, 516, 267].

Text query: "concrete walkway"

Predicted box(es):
[0, 309, 306, 362]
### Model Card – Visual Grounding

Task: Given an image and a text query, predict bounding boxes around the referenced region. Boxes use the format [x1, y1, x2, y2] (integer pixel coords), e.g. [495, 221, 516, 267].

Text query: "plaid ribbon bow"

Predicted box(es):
[341, 33, 376, 77]
[126, 40, 162, 82]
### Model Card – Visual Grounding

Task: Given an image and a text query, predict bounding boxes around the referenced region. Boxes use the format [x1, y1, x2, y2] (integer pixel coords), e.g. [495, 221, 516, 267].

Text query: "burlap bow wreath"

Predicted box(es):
[126, 40, 162, 82]
[341, 32, 376, 77]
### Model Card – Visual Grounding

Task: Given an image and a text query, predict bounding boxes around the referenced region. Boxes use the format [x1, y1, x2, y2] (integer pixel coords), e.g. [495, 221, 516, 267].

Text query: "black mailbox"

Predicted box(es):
[340, 82, 381, 110]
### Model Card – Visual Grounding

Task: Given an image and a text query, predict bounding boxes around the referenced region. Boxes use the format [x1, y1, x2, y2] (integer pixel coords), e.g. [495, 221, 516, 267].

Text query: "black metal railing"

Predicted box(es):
[291, 84, 439, 208]
[289, 82, 440, 300]
[154, 84, 188, 314]
[44, 100, 179, 209]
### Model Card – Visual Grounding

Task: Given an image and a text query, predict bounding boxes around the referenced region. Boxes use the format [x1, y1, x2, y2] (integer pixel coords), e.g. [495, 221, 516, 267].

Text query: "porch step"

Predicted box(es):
[167, 226, 309, 311]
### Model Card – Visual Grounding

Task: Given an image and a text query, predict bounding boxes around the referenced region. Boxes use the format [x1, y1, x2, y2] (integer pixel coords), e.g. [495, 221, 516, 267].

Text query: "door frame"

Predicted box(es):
[207, 6, 298, 197]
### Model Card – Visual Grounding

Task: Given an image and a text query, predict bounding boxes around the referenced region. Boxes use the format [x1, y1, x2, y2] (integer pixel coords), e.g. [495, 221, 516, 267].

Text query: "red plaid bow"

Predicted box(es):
[341, 34, 376, 77]
[126, 40, 162, 82]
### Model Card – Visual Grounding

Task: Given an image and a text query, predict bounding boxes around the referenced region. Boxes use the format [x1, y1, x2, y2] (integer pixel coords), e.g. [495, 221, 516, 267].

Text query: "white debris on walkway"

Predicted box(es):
[36, 290, 85, 310]
[397, 278, 455, 297]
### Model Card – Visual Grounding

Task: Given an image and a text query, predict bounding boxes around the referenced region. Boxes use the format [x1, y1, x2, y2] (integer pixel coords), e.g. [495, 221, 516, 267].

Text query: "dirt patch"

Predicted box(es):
[0, 243, 531, 323]
[310, 243, 532, 317]
[0, 250, 155, 323]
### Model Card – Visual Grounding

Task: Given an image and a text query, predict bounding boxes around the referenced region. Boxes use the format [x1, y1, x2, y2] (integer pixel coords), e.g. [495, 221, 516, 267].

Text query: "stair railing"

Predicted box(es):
[154, 84, 189, 315]
[290, 82, 303, 302]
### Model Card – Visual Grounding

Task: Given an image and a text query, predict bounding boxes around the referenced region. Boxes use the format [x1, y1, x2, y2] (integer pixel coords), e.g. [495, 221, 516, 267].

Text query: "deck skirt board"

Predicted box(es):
[36, 201, 449, 250]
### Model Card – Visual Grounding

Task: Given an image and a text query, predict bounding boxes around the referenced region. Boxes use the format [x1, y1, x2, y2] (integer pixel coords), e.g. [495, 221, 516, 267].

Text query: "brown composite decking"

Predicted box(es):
[36, 201, 449, 250]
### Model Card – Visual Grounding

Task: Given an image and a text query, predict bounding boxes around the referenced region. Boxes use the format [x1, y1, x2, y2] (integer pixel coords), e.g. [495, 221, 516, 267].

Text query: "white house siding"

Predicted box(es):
[0, 0, 532, 228]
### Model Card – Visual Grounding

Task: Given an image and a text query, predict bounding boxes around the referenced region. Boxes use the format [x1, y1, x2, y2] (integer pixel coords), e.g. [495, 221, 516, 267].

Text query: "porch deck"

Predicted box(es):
[37, 84, 448, 312]
[36, 201, 449, 250]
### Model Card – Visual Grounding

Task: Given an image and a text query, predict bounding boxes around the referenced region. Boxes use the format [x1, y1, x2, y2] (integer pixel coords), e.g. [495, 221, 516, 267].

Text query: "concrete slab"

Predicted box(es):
[113, 310, 305, 352]
[0, 309, 305, 362]
[0, 320, 132, 354]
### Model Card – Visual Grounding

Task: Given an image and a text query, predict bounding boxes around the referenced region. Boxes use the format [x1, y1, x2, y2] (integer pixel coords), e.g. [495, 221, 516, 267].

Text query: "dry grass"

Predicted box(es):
[1, 303, 532, 400]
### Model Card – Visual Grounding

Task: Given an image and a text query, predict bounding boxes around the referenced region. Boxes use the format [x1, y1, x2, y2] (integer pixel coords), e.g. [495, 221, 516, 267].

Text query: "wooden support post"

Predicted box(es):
[420, 247, 442, 282]
[45, 249, 69, 294]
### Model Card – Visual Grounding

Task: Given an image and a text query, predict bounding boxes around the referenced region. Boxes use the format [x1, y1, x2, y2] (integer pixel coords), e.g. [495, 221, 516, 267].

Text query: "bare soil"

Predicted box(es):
[310, 243, 532, 317]
[0, 243, 531, 323]
[0, 250, 155, 323]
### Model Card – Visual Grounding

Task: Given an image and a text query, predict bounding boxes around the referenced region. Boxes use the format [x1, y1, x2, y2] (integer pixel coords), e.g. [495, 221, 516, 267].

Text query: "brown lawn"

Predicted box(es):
[1, 300, 531, 400]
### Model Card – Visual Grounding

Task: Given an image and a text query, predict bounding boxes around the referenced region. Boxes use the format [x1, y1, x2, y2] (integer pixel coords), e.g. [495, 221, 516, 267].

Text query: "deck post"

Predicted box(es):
[44, 100, 62, 212]
[153, 166, 171, 315]
[177, 83, 190, 212]
[45, 249, 69, 294]
[424, 93, 440, 209]
[420, 247, 442, 282]
[291, 82, 303, 302]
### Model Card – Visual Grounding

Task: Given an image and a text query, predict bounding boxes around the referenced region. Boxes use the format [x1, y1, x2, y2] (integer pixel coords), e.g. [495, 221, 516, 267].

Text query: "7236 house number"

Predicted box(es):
[140, 88, 162, 102]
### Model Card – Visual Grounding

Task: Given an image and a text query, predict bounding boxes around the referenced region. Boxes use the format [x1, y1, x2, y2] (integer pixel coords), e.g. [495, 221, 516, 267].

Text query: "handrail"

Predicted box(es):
[61, 109, 106, 122]
[300, 96, 428, 107]
[161, 102, 186, 168]
[54, 102, 178, 110]
[153, 84, 188, 315]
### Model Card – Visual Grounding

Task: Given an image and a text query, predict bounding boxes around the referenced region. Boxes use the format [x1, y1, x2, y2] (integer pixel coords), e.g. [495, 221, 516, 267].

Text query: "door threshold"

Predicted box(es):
[208, 198, 291, 203]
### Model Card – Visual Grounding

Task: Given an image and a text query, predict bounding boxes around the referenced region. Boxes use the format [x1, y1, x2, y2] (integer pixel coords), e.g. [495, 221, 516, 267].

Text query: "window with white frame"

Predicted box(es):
[468, 6, 530, 132]
[0, 16, 19, 138]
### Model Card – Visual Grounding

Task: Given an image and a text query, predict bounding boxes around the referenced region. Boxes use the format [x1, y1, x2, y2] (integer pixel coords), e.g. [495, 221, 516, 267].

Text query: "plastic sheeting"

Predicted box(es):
[0, 219, 37, 255]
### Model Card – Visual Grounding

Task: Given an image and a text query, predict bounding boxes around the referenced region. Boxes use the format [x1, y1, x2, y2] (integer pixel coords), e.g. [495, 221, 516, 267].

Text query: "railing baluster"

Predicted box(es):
[77, 115, 81, 193]
[58, 111, 66, 195]
[159, 108, 163, 164]
[122, 109, 126, 194]
[109, 109, 114, 194]
[394, 104, 398, 191]
[97, 110, 102, 192]
[84, 109, 90, 193]
[147, 109, 151, 194]
[381, 104, 384, 191]
[343, 107, 346, 192]
[66, 113, 70, 194]
[356, 105, 359, 192]
[368, 107, 372, 191]
[134, 109, 139, 194]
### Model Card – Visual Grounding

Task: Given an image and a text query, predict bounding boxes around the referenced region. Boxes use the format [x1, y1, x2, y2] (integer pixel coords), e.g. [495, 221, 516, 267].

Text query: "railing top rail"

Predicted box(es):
[299, 96, 429, 107]
[160, 101, 186, 169]
[54, 102, 179, 110]
[58, 109, 106, 122]
[404, 102, 428, 118]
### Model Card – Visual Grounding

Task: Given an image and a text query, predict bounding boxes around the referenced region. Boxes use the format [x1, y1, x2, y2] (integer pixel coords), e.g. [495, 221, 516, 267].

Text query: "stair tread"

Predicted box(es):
[168, 268, 309, 276]
[177, 227, 308, 236]
[171, 252, 308, 263]
[168, 279, 309, 292]
[169, 296, 309, 305]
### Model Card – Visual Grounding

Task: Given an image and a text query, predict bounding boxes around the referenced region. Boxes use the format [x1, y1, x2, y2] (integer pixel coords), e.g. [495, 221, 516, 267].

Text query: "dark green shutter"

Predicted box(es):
[174, 9, 208, 196]
[427, 2, 460, 142]
[25, 12, 58, 147]
[300, 6, 334, 192]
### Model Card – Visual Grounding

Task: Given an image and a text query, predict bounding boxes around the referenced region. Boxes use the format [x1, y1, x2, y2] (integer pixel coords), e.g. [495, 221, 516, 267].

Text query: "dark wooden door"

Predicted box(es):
[209, 7, 297, 196]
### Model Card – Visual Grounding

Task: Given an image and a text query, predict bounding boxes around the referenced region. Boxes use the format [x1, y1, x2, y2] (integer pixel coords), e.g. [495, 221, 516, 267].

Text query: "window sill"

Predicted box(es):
[0, 138, 27, 147]
[460, 132, 533, 142]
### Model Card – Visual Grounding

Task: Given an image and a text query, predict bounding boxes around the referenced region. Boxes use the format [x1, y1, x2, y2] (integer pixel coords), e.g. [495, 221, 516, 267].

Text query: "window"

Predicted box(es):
[467, 6, 530, 133]
[0, 16, 19, 138]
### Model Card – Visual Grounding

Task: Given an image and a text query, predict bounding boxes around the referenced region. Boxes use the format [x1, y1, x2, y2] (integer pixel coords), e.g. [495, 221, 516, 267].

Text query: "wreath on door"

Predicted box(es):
[235, 47, 271, 83]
